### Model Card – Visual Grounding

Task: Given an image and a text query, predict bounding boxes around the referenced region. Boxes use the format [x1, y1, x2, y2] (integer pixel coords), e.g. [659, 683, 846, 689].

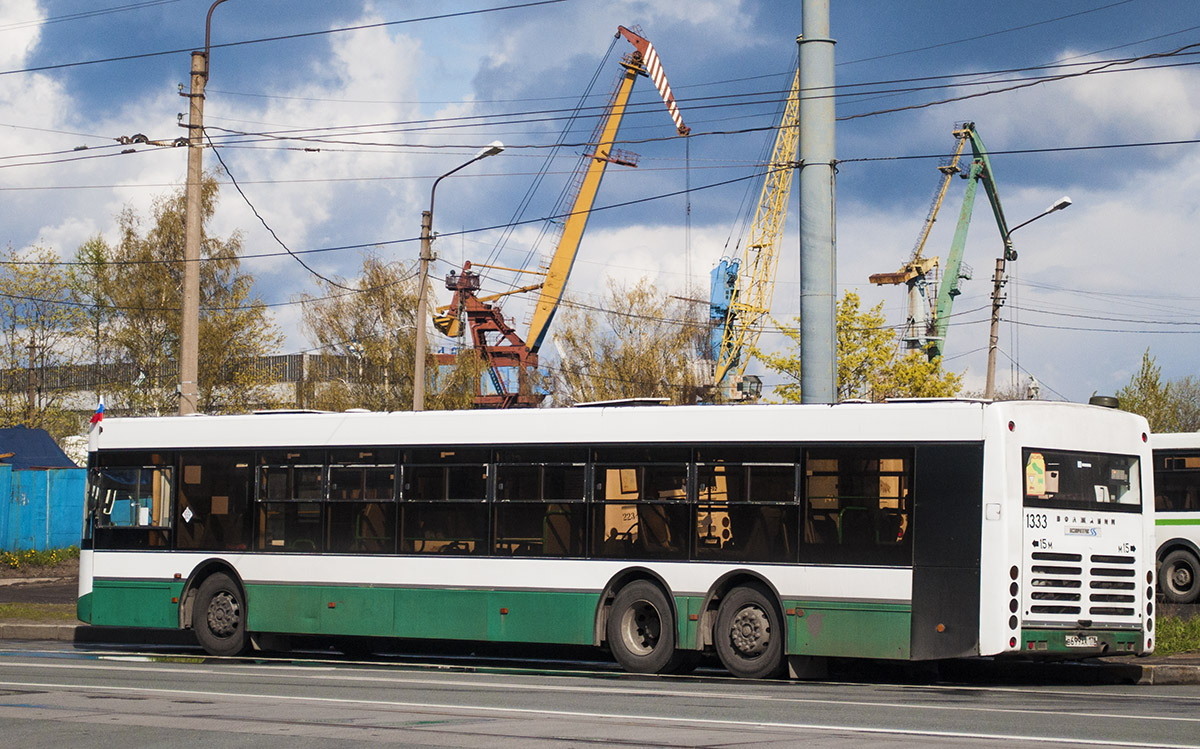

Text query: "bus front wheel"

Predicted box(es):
[714, 585, 785, 679]
[606, 580, 677, 674]
[1161, 549, 1200, 604]
[193, 573, 249, 657]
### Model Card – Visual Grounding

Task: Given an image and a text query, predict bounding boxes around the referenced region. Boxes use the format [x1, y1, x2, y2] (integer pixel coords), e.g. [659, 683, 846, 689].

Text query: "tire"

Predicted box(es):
[606, 580, 677, 674]
[1161, 549, 1200, 604]
[714, 585, 785, 679]
[192, 573, 249, 657]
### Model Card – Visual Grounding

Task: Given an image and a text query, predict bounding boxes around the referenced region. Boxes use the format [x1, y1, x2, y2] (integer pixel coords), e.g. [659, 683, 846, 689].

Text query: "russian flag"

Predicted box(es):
[90, 400, 105, 425]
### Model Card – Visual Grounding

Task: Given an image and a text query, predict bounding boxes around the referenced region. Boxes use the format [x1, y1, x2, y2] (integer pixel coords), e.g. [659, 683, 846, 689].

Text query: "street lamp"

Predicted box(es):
[984, 195, 1072, 399]
[412, 141, 504, 411]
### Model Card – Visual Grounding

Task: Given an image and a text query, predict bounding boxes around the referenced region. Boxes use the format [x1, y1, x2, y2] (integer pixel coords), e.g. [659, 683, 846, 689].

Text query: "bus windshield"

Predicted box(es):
[1022, 448, 1140, 512]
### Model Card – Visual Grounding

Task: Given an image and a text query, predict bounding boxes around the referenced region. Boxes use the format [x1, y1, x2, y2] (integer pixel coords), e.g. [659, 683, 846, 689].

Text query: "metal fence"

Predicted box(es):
[0, 465, 86, 552]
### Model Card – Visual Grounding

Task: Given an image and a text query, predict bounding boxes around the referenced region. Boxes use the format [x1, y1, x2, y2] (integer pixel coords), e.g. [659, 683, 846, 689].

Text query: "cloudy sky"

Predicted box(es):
[2, 0, 1198, 403]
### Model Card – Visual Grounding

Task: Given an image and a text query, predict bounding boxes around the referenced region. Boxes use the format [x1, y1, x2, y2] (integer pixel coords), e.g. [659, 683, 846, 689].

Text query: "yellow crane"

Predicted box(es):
[435, 26, 689, 408]
[708, 65, 800, 395]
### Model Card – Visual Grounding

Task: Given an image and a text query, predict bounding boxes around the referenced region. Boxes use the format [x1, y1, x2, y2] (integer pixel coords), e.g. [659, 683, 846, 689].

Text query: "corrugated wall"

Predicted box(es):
[0, 465, 86, 551]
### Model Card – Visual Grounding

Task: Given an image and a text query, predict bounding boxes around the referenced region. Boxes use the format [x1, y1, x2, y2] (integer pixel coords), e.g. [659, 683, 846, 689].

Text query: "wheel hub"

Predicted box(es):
[621, 600, 661, 656]
[1172, 565, 1194, 590]
[729, 605, 769, 657]
[207, 591, 240, 638]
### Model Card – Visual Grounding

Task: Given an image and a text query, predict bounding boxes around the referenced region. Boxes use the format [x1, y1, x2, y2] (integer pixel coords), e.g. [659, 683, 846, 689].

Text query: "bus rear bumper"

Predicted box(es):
[1019, 627, 1146, 657]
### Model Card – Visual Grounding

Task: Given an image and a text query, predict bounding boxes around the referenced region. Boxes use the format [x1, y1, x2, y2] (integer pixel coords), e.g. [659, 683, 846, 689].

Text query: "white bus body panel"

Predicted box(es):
[978, 402, 1153, 656]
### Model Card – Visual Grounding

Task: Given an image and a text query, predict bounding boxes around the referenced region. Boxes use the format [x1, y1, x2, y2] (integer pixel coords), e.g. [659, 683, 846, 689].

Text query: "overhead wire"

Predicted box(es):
[0, 0, 568, 77]
[0, 0, 182, 33]
[206, 132, 361, 292]
[837, 0, 1137, 66]
[4, 47, 1199, 170]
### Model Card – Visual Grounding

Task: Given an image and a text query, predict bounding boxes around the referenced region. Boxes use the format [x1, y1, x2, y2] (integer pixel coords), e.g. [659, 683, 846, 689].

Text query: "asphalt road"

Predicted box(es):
[0, 642, 1197, 748]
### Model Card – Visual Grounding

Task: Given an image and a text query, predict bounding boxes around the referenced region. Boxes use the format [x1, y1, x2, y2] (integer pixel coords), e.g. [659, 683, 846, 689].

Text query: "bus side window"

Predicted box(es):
[88, 461, 173, 549]
[802, 448, 912, 565]
[178, 453, 253, 551]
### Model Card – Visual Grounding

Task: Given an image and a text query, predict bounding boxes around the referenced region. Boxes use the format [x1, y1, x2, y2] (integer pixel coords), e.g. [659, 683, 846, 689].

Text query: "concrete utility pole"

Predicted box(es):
[798, 0, 838, 404]
[179, 0, 230, 415]
[179, 49, 205, 415]
[983, 196, 1071, 400]
[983, 257, 1008, 401]
[26, 340, 36, 425]
[413, 142, 504, 412]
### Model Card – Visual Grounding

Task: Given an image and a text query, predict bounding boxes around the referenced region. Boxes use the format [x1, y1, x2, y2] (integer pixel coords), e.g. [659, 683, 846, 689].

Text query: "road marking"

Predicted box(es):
[0, 677, 1193, 748]
[1, 660, 1199, 730]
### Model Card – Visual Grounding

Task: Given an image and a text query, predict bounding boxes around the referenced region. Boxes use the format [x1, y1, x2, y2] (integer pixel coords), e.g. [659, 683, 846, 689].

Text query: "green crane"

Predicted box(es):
[928, 122, 1013, 361]
[873, 123, 1013, 361]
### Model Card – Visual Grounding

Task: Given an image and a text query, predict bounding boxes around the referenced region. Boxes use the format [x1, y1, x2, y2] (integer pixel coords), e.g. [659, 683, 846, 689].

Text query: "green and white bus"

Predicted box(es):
[78, 399, 1156, 677]
[1152, 432, 1200, 603]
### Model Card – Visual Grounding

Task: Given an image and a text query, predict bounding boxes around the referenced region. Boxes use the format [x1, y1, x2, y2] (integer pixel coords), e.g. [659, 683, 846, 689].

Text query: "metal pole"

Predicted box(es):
[798, 0, 837, 404]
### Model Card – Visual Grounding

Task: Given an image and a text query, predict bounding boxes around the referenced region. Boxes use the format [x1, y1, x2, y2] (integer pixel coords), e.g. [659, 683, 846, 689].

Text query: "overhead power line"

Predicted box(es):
[838, 0, 1137, 66]
[0, 0, 566, 77]
[0, 0, 182, 33]
[2, 47, 1198, 170]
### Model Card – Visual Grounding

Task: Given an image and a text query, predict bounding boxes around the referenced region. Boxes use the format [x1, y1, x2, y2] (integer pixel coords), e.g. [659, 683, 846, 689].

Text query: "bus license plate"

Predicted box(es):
[1065, 635, 1099, 648]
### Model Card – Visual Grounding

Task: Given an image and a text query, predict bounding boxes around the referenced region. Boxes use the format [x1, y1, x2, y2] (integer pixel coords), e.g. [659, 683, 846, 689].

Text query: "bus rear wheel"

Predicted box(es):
[1161, 549, 1200, 604]
[715, 585, 784, 679]
[193, 573, 249, 657]
[607, 580, 677, 674]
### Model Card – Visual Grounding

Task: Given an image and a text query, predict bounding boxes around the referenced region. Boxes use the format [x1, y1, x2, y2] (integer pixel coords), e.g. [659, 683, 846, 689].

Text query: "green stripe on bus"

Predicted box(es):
[76, 592, 92, 624]
[1157, 518, 1200, 526]
[244, 584, 599, 646]
[89, 580, 183, 629]
[86, 579, 914, 659]
[785, 599, 911, 660]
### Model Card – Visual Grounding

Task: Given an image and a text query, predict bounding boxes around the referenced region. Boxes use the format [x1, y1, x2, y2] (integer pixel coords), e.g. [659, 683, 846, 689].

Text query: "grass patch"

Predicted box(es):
[1154, 614, 1200, 656]
[0, 546, 79, 572]
[0, 602, 76, 622]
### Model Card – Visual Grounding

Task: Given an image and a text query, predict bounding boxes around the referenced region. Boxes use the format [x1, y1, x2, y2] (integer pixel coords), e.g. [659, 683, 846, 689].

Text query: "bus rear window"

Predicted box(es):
[1023, 448, 1140, 512]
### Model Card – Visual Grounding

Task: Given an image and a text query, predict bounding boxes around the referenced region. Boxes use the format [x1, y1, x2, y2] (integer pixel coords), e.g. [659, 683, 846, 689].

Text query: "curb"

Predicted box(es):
[1135, 664, 1200, 685]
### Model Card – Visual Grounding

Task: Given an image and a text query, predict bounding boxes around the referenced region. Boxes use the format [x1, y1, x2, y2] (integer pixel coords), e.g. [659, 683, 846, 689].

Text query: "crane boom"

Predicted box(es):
[526, 25, 689, 354]
[431, 27, 690, 408]
[868, 130, 968, 350]
[710, 65, 800, 389]
[929, 122, 1010, 359]
[869, 122, 1010, 361]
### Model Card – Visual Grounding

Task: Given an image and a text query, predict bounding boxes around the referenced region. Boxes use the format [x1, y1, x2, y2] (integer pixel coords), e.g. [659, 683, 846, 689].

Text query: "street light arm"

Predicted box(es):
[1009, 195, 1072, 235]
[428, 141, 504, 221]
[204, 0, 231, 58]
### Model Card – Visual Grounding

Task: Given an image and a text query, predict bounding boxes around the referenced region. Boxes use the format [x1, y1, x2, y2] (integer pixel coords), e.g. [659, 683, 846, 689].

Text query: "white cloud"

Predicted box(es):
[0, 0, 43, 69]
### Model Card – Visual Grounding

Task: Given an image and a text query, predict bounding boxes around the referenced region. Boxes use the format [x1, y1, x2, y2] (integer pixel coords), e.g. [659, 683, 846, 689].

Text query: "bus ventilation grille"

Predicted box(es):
[1028, 551, 1137, 618]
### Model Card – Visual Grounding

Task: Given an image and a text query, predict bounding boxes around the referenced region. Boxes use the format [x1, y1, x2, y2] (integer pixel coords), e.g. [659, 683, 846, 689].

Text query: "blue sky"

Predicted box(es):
[2, 0, 1199, 403]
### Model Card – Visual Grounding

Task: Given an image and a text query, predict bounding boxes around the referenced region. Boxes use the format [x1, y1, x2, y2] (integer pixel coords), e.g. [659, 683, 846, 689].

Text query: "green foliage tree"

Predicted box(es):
[0, 244, 86, 438]
[1116, 349, 1174, 430]
[550, 277, 706, 405]
[78, 173, 284, 415]
[297, 254, 481, 411]
[756, 290, 962, 402]
[1116, 349, 1199, 431]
